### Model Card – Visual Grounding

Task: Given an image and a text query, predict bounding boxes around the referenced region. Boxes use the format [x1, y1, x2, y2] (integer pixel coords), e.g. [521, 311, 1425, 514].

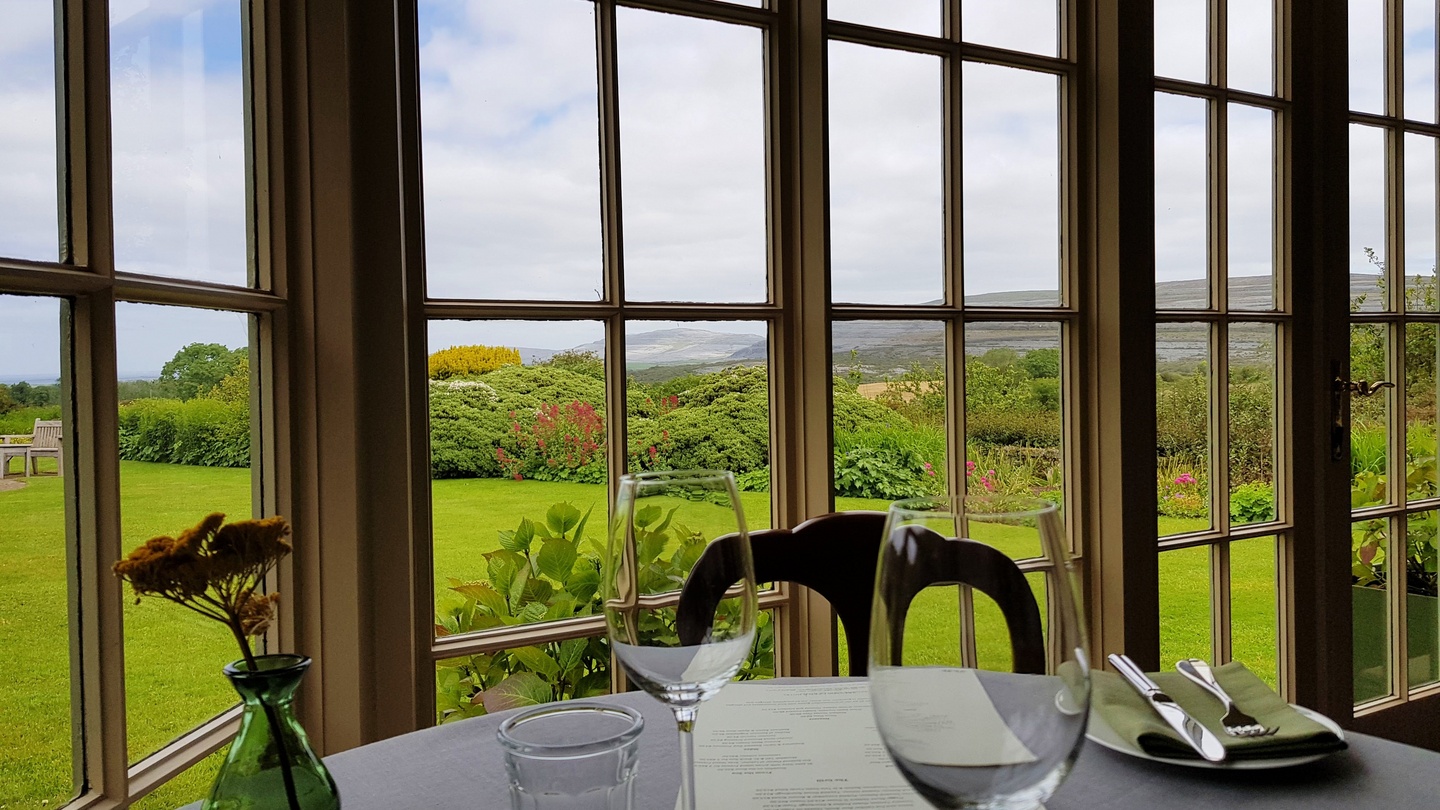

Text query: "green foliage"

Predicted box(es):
[160, 343, 247, 401]
[6, 380, 58, 407]
[833, 428, 944, 500]
[0, 405, 62, 436]
[117, 398, 250, 467]
[1229, 481, 1276, 523]
[734, 466, 771, 493]
[1020, 348, 1060, 379]
[965, 357, 1036, 413]
[536, 350, 605, 381]
[206, 356, 250, 405]
[118, 378, 178, 401]
[0, 384, 17, 415]
[1352, 455, 1439, 598]
[434, 502, 774, 723]
[966, 410, 1061, 449]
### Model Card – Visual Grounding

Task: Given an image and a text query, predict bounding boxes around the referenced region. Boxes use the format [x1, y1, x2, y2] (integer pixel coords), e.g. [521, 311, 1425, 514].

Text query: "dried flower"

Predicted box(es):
[113, 513, 291, 670]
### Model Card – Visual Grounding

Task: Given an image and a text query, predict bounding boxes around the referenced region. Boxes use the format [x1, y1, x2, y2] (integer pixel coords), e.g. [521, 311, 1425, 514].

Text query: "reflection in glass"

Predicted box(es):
[1350, 0, 1386, 113]
[425, 320, 609, 625]
[829, 43, 943, 305]
[1407, 133, 1438, 311]
[1351, 324, 1391, 495]
[1228, 105, 1275, 309]
[1405, 512, 1440, 689]
[1229, 324, 1276, 525]
[1227, 0, 1273, 94]
[0, 3, 59, 261]
[1157, 323, 1211, 534]
[0, 296, 72, 808]
[1160, 546, 1212, 673]
[961, 0, 1057, 56]
[1155, 93, 1208, 303]
[827, 0, 939, 36]
[618, 10, 766, 303]
[1155, 0, 1207, 82]
[1352, 518, 1393, 703]
[1230, 537, 1279, 689]
[963, 64, 1060, 306]
[1407, 324, 1440, 506]
[831, 320, 946, 512]
[116, 303, 251, 766]
[1406, 0, 1437, 122]
[110, 1, 248, 285]
[623, 321, 771, 529]
[1350, 124, 1388, 313]
[964, 321, 1063, 557]
[419, 0, 602, 301]
[436, 639, 612, 725]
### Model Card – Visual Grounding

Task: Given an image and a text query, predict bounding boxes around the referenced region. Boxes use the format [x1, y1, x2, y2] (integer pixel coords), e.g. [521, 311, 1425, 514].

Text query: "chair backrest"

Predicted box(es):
[880, 525, 1046, 675]
[31, 420, 62, 449]
[675, 513, 1046, 676]
[677, 511, 886, 675]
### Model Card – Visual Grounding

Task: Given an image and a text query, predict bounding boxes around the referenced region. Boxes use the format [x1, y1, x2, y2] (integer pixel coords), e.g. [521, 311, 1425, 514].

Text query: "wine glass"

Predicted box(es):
[868, 495, 1090, 810]
[602, 470, 757, 810]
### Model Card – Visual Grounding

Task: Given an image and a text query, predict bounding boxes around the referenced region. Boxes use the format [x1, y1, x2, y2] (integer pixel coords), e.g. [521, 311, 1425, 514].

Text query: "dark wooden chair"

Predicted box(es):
[675, 512, 1046, 676]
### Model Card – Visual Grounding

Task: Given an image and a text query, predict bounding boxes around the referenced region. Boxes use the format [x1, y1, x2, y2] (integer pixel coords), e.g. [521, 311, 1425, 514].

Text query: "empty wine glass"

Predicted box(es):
[602, 470, 757, 810]
[869, 495, 1090, 809]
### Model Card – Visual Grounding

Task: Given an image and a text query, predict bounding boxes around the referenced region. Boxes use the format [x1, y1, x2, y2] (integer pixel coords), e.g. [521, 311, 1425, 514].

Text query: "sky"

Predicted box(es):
[0, 0, 1427, 381]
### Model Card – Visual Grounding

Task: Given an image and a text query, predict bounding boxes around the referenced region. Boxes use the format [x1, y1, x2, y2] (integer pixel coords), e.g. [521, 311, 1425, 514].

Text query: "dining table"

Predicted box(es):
[179, 677, 1440, 809]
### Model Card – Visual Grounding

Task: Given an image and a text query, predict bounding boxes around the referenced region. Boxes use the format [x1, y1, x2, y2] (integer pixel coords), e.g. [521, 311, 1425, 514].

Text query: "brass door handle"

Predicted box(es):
[1331, 369, 1395, 460]
[1334, 377, 1396, 397]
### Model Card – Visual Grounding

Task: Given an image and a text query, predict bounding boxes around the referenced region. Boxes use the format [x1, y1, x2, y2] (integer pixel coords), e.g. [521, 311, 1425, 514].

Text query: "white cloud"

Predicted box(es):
[1155, 0, 1207, 82]
[0, 0, 60, 263]
[827, 0, 939, 37]
[1155, 92, 1207, 285]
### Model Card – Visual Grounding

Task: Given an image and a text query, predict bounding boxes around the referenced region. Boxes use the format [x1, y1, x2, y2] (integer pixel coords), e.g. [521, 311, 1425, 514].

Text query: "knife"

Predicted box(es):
[1107, 653, 1227, 763]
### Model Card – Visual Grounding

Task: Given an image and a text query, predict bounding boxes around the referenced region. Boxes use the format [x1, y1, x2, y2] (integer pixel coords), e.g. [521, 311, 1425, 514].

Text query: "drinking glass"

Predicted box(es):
[602, 470, 757, 810]
[869, 495, 1090, 809]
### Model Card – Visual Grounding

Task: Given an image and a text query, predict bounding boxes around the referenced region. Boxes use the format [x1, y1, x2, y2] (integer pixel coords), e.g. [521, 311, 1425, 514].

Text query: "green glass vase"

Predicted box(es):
[204, 654, 340, 810]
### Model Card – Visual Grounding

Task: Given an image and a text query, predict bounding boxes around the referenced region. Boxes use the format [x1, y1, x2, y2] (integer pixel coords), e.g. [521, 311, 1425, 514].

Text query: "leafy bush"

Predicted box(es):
[1352, 456, 1438, 598]
[1229, 481, 1275, 523]
[735, 466, 770, 493]
[0, 405, 61, 436]
[1156, 460, 1207, 519]
[0, 384, 17, 415]
[434, 502, 774, 723]
[536, 350, 605, 381]
[428, 344, 522, 380]
[966, 410, 1061, 449]
[117, 398, 249, 467]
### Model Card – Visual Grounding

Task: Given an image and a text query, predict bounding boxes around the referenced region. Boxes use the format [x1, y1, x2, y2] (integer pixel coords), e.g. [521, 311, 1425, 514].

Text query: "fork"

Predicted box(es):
[1176, 658, 1275, 738]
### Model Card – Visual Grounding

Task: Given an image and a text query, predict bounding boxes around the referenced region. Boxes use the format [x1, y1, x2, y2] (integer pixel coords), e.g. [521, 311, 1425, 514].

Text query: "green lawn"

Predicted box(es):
[3, 466, 1281, 809]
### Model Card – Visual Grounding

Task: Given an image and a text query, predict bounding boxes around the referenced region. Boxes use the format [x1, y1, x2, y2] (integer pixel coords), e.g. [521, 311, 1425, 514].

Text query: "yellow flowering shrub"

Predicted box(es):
[428, 344, 522, 379]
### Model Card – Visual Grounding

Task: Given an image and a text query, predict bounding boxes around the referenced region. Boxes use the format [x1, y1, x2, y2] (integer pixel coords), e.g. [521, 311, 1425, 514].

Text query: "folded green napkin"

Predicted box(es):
[1091, 662, 1346, 760]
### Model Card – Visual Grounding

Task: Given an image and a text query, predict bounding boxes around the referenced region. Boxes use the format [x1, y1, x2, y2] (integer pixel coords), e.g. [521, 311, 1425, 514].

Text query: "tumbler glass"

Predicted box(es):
[497, 703, 645, 810]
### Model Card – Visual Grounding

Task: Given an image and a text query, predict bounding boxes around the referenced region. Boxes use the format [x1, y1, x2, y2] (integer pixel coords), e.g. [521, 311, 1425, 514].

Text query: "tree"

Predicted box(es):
[160, 343, 247, 400]
[0, 384, 16, 415]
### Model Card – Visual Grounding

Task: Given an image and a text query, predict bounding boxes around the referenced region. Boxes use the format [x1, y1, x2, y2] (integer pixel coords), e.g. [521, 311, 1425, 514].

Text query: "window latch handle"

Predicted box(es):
[1331, 370, 1395, 461]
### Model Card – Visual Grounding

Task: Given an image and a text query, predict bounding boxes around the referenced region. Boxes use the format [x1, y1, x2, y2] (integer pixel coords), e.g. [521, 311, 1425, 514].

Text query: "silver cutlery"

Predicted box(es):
[1108, 653, 1227, 762]
[1176, 658, 1275, 738]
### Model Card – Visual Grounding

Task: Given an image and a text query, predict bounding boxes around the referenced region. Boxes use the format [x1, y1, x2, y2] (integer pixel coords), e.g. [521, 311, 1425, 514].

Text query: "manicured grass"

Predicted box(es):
[3, 468, 1280, 808]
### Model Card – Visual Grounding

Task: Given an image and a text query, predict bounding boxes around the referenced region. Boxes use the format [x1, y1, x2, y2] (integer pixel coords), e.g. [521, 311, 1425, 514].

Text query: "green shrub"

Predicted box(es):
[117, 398, 249, 467]
[735, 466, 770, 493]
[0, 405, 61, 436]
[966, 410, 1061, 448]
[428, 344, 522, 379]
[1229, 481, 1275, 523]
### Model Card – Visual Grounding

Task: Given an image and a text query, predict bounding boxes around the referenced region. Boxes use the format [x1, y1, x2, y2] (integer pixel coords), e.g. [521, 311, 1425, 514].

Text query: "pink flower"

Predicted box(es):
[1174, 473, 1196, 485]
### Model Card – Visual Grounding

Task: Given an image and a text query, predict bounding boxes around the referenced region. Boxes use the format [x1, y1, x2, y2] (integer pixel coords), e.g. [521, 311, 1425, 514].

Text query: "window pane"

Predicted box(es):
[1158, 323, 1211, 534]
[1406, 324, 1439, 505]
[1160, 545, 1212, 672]
[426, 320, 609, 639]
[117, 304, 251, 765]
[1229, 324, 1276, 525]
[1407, 133, 1438, 311]
[436, 638, 612, 725]
[1353, 518, 1393, 703]
[965, 322, 1063, 561]
[1351, 0, 1386, 114]
[1230, 537, 1278, 690]
[962, 0, 1057, 56]
[624, 321, 771, 530]
[827, 0, 940, 36]
[617, 10, 766, 303]
[963, 64, 1060, 306]
[1227, 0, 1273, 94]
[0, 296, 72, 808]
[0, 4, 59, 262]
[1405, 512, 1439, 689]
[830, 320, 946, 512]
[1351, 324, 1392, 497]
[1228, 105, 1275, 310]
[1156, 93, 1208, 305]
[829, 43, 943, 305]
[972, 574, 1049, 671]
[1350, 124, 1387, 313]
[110, 1, 248, 285]
[1406, 0, 1437, 122]
[1155, 0, 1207, 82]
[419, 0, 603, 301]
